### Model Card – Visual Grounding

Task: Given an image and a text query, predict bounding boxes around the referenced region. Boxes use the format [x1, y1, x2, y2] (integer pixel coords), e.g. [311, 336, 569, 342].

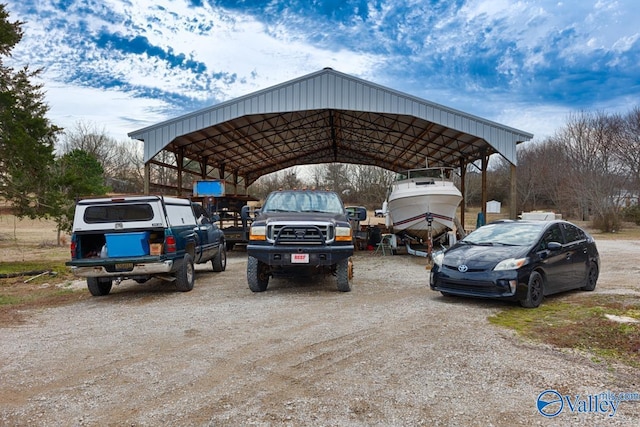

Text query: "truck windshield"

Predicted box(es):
[262, 191, 345, 214]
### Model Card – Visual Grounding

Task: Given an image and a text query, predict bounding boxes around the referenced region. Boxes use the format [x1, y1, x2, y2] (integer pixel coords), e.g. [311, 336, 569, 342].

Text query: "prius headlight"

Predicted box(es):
[432, 251, 444, 267]
[493, 257, 527, 271]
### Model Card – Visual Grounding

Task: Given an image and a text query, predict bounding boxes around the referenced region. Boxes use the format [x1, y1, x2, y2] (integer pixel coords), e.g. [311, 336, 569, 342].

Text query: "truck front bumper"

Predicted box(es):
[247, 244, 353, 266]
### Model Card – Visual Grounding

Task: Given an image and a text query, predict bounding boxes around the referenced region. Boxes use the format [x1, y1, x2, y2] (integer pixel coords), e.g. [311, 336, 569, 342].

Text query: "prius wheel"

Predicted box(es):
[520, 271, 544, 308]
[581, 261, 598, 291]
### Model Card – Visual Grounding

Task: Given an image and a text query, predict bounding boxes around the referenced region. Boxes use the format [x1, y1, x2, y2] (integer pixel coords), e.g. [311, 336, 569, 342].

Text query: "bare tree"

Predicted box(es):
[59, 120, 144, 193]
[615, 107, 640, 202]
[546, 111, 626, 229]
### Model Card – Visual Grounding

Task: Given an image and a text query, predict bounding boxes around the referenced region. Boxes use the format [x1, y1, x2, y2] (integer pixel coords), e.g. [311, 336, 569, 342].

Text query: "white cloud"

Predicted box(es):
[43, 83, 168, 140]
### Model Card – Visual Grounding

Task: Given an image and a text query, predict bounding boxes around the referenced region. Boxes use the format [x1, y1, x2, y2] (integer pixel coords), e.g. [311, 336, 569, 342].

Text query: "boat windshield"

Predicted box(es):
[397, 168, 453, 180]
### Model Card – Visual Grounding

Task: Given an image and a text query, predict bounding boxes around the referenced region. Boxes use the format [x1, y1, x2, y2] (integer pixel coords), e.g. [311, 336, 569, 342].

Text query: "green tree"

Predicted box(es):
[0, 4, 61, 217]
[53, 149, 108, 235]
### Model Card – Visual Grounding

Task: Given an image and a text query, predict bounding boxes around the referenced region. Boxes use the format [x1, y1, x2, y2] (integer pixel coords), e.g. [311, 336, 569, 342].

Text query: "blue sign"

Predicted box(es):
[193, 180, 225, 197]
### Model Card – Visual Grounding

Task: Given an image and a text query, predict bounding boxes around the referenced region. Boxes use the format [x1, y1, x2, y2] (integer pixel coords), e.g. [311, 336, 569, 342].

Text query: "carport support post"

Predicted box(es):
[144, 162, 150, 195]
[510, 163, 517, 219]
[481, 153, 488, 222]
[459, 158, 466, 229]
[176, 149, 184, 197]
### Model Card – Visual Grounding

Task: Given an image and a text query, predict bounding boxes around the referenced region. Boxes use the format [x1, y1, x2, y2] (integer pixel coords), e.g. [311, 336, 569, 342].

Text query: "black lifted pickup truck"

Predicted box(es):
[243, 189, 366, 293]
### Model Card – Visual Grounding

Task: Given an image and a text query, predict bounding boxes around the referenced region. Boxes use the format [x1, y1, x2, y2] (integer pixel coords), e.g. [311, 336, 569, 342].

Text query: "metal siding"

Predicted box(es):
[131, 68, 532, 164]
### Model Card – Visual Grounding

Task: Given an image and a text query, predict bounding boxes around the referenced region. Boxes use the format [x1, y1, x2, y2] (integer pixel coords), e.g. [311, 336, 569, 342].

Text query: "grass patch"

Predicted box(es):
[0, 260, 70, 276]
[0, 260, 83, 326]
[489, 294, 640, 368]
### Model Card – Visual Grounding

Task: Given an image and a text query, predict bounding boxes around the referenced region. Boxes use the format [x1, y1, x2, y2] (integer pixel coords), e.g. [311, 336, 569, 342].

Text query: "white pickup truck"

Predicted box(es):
[66, 195, 226, 296]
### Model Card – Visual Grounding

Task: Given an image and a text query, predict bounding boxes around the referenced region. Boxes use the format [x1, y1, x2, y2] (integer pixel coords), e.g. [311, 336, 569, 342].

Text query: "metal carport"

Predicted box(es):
[128, 67, 533, 225]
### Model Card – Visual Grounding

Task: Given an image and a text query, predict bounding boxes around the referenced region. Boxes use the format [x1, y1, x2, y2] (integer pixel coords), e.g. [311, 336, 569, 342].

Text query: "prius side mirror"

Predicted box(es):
[547, 241, 562, 251]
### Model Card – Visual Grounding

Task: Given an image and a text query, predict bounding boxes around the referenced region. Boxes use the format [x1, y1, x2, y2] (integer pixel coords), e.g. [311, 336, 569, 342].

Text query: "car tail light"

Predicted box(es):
[70, 241, 77, 258]
[165, 235, 176, 253]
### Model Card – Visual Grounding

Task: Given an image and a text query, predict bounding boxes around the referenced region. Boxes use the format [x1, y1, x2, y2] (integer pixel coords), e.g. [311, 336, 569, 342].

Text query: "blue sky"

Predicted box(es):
[5, 0, 640, 143]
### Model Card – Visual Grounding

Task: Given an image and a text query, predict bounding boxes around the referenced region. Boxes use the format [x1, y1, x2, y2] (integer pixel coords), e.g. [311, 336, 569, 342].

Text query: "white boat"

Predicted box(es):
[384, 167, 463, 242]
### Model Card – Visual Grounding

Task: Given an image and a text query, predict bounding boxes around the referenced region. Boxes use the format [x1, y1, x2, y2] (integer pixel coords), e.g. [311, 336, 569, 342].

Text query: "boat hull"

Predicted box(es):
[386, 181, 462, 241]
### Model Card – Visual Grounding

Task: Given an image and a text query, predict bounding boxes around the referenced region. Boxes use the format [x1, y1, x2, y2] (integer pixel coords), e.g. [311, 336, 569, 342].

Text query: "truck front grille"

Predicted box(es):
[268, 224, 334, 244]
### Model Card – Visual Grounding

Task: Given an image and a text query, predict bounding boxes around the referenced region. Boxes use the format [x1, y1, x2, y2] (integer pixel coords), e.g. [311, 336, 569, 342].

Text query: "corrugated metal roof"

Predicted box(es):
[129, 68, 533, 186]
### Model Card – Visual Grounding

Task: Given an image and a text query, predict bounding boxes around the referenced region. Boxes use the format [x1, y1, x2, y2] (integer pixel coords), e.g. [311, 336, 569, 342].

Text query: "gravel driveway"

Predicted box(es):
[1, 240, 639, 426]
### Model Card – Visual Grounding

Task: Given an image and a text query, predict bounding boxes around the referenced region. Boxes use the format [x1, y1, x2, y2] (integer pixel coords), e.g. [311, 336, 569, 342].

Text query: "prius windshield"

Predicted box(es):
[463, 222, 546, 246]
[262, 191, 345, 214]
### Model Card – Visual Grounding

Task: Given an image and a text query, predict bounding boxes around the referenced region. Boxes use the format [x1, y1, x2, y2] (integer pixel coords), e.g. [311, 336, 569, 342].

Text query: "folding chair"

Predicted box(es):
[374, 234, 393, 255]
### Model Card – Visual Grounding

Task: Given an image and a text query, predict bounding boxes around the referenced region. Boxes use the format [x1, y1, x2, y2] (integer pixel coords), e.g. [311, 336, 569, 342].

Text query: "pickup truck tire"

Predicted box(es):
[247, 256, 269, 292]
[87, 277, 113, 296]
[212, 245, 227, 272]
[336, 258, 351, 292]
[175, 254, 195, 292]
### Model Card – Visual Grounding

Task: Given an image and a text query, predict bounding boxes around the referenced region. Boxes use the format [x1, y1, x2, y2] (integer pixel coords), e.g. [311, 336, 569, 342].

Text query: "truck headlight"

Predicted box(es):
[249, 226, 266, 241]
[335, 226, 352, 241]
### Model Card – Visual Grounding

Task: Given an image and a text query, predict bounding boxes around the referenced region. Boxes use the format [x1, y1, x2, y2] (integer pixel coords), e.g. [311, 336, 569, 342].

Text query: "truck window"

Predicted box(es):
[262, 191, 344, 214]
[165, 204, 197, 226]
[84, 204, 154, 223]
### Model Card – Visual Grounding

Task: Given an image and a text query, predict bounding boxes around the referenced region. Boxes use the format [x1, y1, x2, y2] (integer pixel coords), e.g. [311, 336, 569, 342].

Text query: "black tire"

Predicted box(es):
[247, 256, 269, 292]
[336, 258, 351, 292]
[520, 271, 544, 308]
[226, 242, 235, 252]
[175, 253, 195, 292]
[87, 277, 112, 296]
[212, 244, 227, 272]
[581, 261, 599, 291]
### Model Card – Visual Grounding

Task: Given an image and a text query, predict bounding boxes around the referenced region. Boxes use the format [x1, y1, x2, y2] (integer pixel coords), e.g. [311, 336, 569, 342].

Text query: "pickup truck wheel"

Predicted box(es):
[336, 258, 351, 292]
[212, 244, 227, 272]
[247, 256, 269, 292]
[175, 253, 195, 292]
[87, 277, 112, 296]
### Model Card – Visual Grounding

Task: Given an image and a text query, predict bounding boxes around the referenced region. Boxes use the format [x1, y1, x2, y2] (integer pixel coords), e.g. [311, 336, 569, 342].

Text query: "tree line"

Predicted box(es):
[465, 109, 640, 231]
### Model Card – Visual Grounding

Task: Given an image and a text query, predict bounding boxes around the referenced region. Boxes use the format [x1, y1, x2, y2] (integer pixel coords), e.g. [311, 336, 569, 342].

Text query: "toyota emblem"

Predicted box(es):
[458, 265, 468, 272]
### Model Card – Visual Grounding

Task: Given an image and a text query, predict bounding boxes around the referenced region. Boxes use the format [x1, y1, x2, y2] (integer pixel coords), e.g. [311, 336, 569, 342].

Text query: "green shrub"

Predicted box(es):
[591, 211, 622, 232]
[621, 204, 640, 225]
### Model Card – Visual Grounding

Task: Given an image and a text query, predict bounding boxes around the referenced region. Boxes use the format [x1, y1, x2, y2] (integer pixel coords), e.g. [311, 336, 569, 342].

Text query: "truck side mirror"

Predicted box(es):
[347, 206, 367, 221]
[241, 205, 251, 220]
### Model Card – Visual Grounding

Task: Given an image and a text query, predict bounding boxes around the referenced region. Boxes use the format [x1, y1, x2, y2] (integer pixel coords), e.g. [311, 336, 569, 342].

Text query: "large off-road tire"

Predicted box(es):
[87, 277, 113, 296]
[175, 253, 195, 292]
[212, 244, 227, 272]
[519, 271, 544, 308]
[247, 256, 269, 292]
[336, 258, 351, 292]
[580, 261, 599, 291]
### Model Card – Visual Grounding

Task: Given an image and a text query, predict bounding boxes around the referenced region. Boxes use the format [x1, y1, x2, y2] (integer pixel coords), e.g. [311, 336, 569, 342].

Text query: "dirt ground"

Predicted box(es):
[1, 216, 640, 426]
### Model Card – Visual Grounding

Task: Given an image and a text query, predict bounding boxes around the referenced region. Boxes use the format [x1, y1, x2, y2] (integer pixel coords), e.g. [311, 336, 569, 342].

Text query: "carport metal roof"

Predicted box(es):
[129, 68, 533, 188]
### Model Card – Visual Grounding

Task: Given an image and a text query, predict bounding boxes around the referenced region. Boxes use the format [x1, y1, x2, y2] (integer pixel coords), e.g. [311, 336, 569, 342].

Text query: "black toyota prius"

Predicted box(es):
[429, 219, 600, 308]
